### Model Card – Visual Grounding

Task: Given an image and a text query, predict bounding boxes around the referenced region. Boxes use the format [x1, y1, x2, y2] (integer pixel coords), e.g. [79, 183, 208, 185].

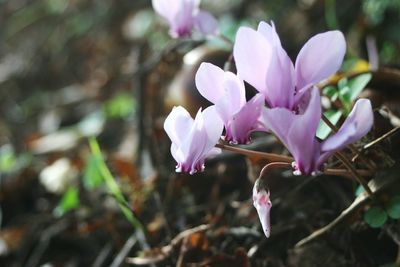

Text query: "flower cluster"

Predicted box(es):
[164, 21, 373, 176]
[162, 19, 374, 237]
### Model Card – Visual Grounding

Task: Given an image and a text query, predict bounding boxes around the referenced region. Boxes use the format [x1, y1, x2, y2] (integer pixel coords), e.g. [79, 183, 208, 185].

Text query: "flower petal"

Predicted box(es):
[263, 89, 321, 174]
[233, 26, 273, 95]
[224, 93, 265, 144]
[257, 21, 281, 48]
[215, 71, 246, 124]
[295, 31, 346, 91]
[195, 10, 219, 35]
[195, 62, 226, 104]
[202, 105, 224, 150]
[321, 99, 373, 152]
[264, 45, 296, 108]
[152, 0, 180, 24]
[196, 63, 246, 125]
[164, 106, 194, 146]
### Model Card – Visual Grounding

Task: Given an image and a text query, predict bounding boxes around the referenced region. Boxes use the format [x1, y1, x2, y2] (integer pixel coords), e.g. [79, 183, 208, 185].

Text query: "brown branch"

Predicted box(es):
[216, 143, 293, 163]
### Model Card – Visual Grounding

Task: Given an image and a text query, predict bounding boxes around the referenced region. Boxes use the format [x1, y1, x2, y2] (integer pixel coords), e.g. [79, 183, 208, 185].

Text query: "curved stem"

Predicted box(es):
[254, 162, 292, 191]
[259, 162, 292, 179]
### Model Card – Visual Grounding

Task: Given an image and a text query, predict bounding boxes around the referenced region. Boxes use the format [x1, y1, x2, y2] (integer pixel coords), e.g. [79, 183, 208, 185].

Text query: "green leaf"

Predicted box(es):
[385, 196, 400, 219]
[83, 155, 104, 189]
[54, 186, 80, 217]
[323, 85, 338, 101]
[347, 73, 372, 101]
[0, 145, 16, 173]
[316, 110, 342, 139]
[103, 93, 135, 119]
[364, 206, 388, 228]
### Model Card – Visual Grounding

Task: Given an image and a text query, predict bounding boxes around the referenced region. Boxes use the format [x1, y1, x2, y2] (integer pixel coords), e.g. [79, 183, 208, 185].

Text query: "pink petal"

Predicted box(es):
[233, 26, 273, 95]
[253, 184, 272, 238]
[195, 62, 225, 104]
[264, 45, 296, 108]
[263, 89, 322, 174]
[164, 106, 222, 175]
[286, 89, 321, 174]
[164, 106, 194, 146]
[196, 63, 246, 125]
[195, 10, 219, 35]
[215, 71, 246, 124]
[152, 0, 180, 24]
[295, 31, 346, 91]
[224, 93, 265, 144]
[257, 21, 281, 48]
[321, 99, 373, 152]
[201, 105, 224, 153]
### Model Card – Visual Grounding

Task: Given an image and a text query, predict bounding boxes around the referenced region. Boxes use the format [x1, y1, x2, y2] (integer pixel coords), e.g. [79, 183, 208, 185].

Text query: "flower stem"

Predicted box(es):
[258, 162, 292, 179]
[254, 162, 292, 191]
[215, 143, 293, 163]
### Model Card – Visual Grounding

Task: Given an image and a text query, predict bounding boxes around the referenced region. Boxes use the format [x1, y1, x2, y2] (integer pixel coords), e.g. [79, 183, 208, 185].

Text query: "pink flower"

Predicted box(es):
[152, 0, 218, 38]
[253, 179, 272, 238]
[164, 106, 223, 174]
[262, 89, 374, 175]
[195, 62, 265, 144]
[233, 21, 346, 110]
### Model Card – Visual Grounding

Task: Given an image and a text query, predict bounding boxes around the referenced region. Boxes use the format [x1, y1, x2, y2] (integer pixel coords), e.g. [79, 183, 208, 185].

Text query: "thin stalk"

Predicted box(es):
[259, 162, 292, 179]
[254, 162, 292, 191]
[216, 143, 293, 163]
[363, 126, 400, 150]
[335, 151, 375, 200]
[321, 114, 376, 171]
[323, 168, 372, 178]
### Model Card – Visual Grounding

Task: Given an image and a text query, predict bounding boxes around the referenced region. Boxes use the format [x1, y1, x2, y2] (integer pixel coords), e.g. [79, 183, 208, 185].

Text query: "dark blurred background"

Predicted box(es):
[0, 0, 400, 266]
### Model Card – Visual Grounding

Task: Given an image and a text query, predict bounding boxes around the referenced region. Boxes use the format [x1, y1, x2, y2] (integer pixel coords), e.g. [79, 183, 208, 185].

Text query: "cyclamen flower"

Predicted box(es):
[252, 179, 272, 238]
[234, 21, 346, 110]
[152, 0, 218, 38]
[263, 89, 374, 175]
[164, 105, 223, 174]
[195, 62, 265, 144]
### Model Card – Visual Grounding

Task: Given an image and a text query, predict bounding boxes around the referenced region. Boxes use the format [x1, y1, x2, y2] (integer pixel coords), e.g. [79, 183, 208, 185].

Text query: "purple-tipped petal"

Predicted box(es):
[286, 89, 321, 174]
[224, 93, 265, 144]
[234, 27, 273, 95]
[164, 105, 223, 175]
[195, 10, 219, 35]
[263, 89, 322, 174]
[253, 184, 272, 238]
[321, 99, 373, 152]
[295, 31, 346, 91]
